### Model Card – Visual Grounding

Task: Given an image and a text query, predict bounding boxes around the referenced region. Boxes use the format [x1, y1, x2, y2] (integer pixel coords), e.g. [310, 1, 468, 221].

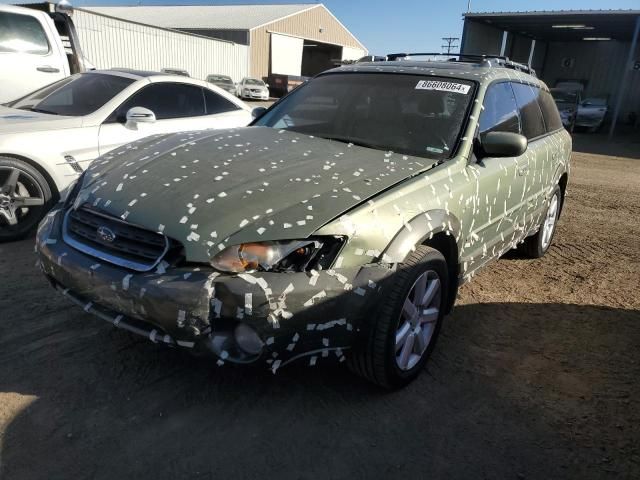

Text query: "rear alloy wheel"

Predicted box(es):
[348, 246, 448, 389]
[521, 185, 561, 258]
[0, 157, 53, 242]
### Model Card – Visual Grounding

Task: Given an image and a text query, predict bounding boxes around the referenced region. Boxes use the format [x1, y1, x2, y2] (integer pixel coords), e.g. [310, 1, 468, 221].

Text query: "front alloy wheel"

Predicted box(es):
[0, 158, 53, 242]
[395, 270, 441, 371]
[348, 245, 448, 388]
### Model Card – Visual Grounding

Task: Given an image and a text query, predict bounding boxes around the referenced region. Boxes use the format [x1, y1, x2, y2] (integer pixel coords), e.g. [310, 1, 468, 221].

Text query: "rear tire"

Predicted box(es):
[0, 157, 54, 242]
[521, 185, 561, 258]
[347, 245, 449, 389]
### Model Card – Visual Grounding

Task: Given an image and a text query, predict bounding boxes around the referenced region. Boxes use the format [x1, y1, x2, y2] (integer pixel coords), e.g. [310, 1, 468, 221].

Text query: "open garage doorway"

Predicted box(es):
[301, 40, 342, 76]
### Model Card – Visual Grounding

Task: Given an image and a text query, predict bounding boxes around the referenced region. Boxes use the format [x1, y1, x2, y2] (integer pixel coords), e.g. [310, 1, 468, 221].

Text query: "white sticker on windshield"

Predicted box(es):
[415, 80, 470, 94]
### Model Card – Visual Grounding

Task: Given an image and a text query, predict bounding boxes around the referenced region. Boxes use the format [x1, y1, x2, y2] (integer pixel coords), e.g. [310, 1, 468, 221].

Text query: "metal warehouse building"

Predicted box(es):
[87, 4, 368, 81]
[461, 10, 640, 135]
[73, 8, 249, 82]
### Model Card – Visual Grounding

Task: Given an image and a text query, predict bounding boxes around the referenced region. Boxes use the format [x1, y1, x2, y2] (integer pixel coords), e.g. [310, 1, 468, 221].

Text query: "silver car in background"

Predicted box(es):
[206, 74, 237, 95]
[576, 97, 608, 132]
[237, 77, 269, 100]
[550, 88, 579, 132]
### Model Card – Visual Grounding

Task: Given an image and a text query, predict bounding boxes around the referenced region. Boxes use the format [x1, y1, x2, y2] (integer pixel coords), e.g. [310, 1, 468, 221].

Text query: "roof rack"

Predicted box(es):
[384, 52, 536, 77]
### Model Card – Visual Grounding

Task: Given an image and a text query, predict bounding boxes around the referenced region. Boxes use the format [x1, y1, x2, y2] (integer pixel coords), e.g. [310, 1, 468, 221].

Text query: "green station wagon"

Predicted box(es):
[36, 55, 571, 388]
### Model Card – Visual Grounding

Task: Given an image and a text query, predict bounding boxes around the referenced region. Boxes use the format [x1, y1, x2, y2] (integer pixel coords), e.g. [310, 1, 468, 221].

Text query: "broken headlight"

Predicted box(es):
[63, 171, 86, 209]
[210, 237, 344, 273]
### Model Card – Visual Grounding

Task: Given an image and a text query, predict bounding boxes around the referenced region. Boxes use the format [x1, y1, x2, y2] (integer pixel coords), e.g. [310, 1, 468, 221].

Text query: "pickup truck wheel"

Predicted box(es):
[521, 185, 561, 258]
[347, 246, 448, 389]
[0, 157, 53, 242]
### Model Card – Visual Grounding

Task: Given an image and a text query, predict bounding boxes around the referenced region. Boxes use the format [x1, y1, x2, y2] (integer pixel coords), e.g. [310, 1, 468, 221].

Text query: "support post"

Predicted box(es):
[528, 39, 536, 67]
[500, 31, 508, 56]
[609, 16, 640, 139]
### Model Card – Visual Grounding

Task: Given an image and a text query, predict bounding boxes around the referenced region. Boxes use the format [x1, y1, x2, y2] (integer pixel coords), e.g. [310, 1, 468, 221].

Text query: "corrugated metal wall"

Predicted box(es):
[74, 9, 249, 82]
[542, 40, 640, 120]
[462, 19, 640, 122]
[249, 5, 366, 79]
[461, 21, 503, 55]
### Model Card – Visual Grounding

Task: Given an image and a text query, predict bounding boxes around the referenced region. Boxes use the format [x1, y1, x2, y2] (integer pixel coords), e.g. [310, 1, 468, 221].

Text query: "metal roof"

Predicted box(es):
[464, 10, 640, 41]
[86, 4, 319, 31]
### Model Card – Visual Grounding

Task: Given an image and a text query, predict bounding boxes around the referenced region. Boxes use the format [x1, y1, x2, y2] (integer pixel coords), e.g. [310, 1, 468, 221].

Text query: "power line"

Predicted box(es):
[441, 37, 460, 54]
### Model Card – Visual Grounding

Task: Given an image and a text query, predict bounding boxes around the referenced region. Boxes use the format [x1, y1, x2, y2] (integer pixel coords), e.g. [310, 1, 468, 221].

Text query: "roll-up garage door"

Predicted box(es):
[270, 33, 304, 75]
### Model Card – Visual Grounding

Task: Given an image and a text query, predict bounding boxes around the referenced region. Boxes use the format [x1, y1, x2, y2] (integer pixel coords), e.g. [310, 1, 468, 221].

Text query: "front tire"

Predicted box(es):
[0, 157, 54, 242]
[348, 246, 448, 389]
[521, 185, 561, 258]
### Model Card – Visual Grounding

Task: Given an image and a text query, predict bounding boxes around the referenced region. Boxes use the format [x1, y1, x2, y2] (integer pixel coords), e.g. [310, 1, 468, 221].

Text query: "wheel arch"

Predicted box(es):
[381, 210, 461, 314]
[558, 172, 568, 217]
[0, 153, 61, 201]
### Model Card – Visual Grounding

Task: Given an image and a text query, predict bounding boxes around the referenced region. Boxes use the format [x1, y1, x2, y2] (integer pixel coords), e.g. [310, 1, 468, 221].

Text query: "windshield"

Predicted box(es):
[9, 72, 134, 116]
[209, 76, 232, 84]
[245, 79, 265, 86]
[551, 90, 577, 104]
[254, 73, 475, 160]
[582, 98, 607, 106]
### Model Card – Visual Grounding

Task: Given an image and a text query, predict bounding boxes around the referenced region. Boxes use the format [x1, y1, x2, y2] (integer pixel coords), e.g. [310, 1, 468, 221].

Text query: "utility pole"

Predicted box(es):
[441, 37, 460, 54]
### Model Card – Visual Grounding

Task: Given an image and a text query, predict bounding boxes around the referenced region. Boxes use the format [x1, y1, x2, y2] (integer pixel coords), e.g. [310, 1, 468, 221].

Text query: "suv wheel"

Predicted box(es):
[521, 185, 561, 258]
[0, 157, 54, 242]
[348, 245, 448, 389]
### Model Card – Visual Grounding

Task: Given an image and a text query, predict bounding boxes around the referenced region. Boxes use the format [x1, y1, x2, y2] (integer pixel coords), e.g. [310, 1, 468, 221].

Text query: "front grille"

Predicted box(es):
[63, 206, 173, 271]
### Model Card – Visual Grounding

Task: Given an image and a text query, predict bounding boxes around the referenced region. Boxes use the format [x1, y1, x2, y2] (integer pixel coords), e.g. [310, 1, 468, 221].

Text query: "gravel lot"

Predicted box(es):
[1, 133, 638, 479]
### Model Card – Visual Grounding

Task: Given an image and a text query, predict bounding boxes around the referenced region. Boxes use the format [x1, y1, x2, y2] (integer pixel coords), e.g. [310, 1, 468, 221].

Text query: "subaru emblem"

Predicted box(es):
[97, 226, 116, 243]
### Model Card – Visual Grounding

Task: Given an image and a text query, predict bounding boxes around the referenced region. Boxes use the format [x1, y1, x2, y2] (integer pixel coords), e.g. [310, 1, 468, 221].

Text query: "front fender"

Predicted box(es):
[381, 209, 462, 263]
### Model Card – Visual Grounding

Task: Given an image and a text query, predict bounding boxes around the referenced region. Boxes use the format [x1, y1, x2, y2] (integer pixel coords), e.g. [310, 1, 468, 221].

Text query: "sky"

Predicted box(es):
[12, 0, 640, 53]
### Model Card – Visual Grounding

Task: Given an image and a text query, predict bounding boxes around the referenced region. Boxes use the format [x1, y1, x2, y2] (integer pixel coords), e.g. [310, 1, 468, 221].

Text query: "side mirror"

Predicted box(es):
[265, 84, 269, 88]
[252, 107, 267, 119]
[479, 131, 527, 158]
[125, 107, 156, 128]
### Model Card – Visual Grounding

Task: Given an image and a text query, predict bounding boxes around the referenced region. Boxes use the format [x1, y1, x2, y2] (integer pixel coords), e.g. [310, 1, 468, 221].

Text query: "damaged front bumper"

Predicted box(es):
[36, 207, 393, 370]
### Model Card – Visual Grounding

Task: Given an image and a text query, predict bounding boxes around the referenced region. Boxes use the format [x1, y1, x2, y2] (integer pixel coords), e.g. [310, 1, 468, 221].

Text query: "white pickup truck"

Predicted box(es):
[0, 1, 85, 104]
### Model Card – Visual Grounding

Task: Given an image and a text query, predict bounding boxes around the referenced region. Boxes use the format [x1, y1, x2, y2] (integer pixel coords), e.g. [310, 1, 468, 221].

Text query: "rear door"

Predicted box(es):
[0, 9, 67, 103]
[511, 82, 554, 234]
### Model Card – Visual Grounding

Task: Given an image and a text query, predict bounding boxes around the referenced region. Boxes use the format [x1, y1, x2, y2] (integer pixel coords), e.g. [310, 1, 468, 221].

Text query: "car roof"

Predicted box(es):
[87, 69, 164, 80]
[327, 60, 545, 88]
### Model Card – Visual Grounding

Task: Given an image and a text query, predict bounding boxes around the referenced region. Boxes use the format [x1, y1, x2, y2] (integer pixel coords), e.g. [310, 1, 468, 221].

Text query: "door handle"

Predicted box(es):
[37, 66, 60, 73]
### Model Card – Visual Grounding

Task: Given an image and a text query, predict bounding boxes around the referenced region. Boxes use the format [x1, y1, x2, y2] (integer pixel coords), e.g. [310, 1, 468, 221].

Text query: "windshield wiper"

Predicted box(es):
[319, 135, 385, 151]
[29, 107, 60, 115]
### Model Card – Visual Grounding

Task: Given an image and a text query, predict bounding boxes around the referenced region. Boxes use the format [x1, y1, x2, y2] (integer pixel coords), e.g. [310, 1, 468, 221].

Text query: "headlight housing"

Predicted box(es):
[210, 237, 345, 273]
[63, 171, 86, 209]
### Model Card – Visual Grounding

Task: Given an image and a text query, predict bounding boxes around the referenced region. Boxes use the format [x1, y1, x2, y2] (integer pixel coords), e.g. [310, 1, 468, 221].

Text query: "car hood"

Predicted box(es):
[0, 106, 81, 134]
[77, 126, 436, 261]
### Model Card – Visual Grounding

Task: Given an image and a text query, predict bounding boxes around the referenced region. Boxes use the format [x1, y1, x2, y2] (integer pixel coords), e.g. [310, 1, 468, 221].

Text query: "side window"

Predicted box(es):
[110, 83, 205, 122]
[511, 83, 546, 139]
[204, 88, 239, 114]
[478, 82, 520, 135]
[0, 12, 50, 55]
[537, 90, 563, 133]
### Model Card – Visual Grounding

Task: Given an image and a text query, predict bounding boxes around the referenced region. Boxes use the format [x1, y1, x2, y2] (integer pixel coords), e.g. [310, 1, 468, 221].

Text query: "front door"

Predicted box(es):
[463, 81, 527, 271]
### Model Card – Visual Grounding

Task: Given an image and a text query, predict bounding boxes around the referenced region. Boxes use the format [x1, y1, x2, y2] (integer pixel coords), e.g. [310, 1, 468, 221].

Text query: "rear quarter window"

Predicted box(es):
[204, 88, 239, 114]
[537, 90, 564, 133]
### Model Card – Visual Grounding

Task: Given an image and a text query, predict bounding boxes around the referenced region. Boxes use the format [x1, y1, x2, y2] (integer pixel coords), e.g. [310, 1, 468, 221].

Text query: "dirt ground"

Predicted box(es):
[0, 133, 639, 480]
